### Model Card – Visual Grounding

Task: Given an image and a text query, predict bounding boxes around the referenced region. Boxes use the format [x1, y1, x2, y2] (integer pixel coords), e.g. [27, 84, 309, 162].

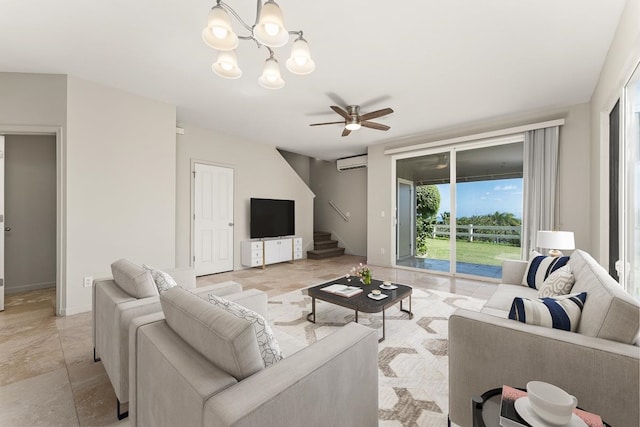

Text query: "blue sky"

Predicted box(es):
[435, 178, 523, 219]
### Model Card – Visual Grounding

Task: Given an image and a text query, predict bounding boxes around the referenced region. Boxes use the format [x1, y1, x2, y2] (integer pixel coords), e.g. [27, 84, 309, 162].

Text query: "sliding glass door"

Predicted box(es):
[395, 140, 524, 279]
[455, 144, 523, 278]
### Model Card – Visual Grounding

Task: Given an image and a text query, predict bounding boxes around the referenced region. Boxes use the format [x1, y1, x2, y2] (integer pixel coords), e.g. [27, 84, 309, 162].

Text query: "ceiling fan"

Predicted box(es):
[309, 105, 394, 137]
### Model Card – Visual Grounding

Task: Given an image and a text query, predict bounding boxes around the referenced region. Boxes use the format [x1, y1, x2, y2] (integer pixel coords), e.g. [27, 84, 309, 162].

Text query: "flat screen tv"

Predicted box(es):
[250, 198, 295, 239]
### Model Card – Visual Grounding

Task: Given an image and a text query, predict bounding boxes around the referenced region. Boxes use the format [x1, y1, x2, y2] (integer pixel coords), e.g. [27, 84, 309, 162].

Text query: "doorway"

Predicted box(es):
[193, 163, 234, 276]
[1, 134, 57, 310]
[395, 141, 524, 279]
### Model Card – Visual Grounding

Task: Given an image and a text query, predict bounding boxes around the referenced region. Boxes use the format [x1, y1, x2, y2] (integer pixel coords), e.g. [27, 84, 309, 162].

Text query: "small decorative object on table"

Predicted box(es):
[349, 263, 372, 285]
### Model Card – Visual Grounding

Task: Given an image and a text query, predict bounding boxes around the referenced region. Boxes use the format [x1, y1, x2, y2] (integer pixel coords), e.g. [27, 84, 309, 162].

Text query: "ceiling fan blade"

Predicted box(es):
[330, 105, 351, 119]
[309, 121, 346, 126]
[361, 121, 390, 131]
[360, 107, 394, 121]
[341, 128, 351, 137]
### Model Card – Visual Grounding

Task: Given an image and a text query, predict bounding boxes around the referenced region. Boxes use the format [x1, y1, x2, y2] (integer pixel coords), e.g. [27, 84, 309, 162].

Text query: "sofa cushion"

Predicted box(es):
[143, 264, 178, 294]
[537, 265, 575, 298]
[160, 286, 264, 381]
[111, 259, 158, 299]
[522, 252, 570, 289]
[207, 294, 282, 367]
[508, 292, 587, 332]
[484, 284, 538, 312]
[569, 250, 640, 344]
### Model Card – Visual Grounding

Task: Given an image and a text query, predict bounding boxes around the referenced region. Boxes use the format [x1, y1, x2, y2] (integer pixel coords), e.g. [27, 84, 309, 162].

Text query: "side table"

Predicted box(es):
[472, 387, 611, 427]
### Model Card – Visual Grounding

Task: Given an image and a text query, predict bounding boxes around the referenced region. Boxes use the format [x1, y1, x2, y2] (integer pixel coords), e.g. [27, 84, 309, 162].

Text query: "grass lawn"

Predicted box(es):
[420, 238, 521, 266]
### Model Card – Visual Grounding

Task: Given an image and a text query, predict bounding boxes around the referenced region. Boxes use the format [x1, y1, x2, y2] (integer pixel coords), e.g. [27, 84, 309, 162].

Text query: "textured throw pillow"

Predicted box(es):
[207, 293, 283, 367]
[508, 292, 587, 332]
[521, 252, 570, 289]
[143, 264, 178, 294]
[537, 265, 575, 298]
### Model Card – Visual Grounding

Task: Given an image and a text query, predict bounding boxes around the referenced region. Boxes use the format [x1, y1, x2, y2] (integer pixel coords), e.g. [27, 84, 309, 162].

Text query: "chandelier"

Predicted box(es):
[202, 0, 315, 89]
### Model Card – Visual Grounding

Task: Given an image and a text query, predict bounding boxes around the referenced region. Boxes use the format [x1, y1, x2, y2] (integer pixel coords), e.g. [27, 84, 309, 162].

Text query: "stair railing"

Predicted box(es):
[328, 200, 349, 222]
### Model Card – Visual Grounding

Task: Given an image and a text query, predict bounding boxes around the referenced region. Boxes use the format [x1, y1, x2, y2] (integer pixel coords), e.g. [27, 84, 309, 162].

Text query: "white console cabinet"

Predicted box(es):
[241, 237, 303, 268]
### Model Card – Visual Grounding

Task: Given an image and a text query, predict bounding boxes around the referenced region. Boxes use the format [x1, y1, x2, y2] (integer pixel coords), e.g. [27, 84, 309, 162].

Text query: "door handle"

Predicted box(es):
[228, 223, 234, 226]
[4, 227, 10, 232]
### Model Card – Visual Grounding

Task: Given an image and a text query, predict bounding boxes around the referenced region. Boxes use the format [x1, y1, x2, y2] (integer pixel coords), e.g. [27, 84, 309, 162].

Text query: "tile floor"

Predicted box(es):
[0, 255, 497, 426]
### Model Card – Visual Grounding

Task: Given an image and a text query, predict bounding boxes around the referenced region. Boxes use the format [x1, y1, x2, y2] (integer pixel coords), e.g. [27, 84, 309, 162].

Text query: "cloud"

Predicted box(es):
[494, 185, 518, 191]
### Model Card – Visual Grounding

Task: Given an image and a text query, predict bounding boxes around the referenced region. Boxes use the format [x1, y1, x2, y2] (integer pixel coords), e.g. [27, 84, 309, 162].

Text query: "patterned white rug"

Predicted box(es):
[268, 286, 486, 427]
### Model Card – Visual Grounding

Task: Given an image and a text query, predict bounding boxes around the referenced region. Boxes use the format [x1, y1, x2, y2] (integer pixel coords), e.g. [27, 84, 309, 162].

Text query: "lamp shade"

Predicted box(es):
[254, 1, 289, 47]
[212, 50, 242, 79]
[537, 231, 575, 253]
[258, 57, 285, 89]
[285, 37, 315, 75]
[202, 5, 239, 51]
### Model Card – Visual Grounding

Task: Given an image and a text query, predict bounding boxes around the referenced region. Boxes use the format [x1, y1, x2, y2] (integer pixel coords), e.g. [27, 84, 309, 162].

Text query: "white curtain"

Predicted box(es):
[522, 126, 560, 257]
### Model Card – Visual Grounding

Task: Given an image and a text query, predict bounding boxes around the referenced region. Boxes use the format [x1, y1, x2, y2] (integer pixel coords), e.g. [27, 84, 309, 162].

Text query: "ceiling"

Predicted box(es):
[0, 0, 627, 160]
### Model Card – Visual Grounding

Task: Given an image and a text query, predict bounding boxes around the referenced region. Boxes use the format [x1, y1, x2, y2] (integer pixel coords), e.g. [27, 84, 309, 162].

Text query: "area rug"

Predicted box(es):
[267, 286, 486, 427]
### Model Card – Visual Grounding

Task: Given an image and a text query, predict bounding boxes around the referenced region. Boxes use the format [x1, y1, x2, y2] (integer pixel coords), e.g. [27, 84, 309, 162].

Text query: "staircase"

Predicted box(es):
[307, 231, 345, 260]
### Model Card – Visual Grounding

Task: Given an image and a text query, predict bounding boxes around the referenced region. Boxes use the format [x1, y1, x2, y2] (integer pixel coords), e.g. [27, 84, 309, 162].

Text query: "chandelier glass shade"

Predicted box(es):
[202, 0, 314, 88]
[258, 57, 285, 89]
[202, 6, 239, 51]
[212, 50, 242, 79]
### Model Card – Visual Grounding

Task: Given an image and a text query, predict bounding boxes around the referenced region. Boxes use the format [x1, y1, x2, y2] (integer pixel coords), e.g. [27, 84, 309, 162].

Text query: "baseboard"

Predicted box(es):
[5, 281, 55, 295]
[60, 304, 92, 316]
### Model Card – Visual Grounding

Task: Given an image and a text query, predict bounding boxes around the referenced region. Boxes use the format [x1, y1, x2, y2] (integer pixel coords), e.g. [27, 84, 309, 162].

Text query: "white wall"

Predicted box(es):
[65, 77, 176, 314]
[309, 159, 367, 255]
[367, 103, 592, 267]
[4, 135, 56, 293]
[589, 0, 640, 265]
[175, 122, 314, 270]
[278, 149, 311, 186]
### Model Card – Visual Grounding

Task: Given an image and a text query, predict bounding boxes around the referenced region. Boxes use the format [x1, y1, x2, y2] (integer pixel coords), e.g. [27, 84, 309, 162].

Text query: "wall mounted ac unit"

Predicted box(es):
[336, 155, 368, 171]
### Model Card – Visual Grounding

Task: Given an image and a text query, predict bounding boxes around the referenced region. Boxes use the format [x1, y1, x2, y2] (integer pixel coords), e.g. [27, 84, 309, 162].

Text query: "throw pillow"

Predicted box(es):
[521, 252, 570, 289]
[537, 265, 575, 298]
[508, 292, 587, 332]
[207, 293, 283, 367]
[143, 264, 178, 294]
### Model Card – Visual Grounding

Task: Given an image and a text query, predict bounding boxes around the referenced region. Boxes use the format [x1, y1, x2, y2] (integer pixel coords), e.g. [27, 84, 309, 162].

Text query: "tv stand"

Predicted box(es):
[241, 237, 302, 268]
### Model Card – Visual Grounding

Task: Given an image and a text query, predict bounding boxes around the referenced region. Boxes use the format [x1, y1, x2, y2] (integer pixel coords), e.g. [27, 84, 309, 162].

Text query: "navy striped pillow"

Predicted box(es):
[508, 292, 587, 332]
[522, 254, 570, 289]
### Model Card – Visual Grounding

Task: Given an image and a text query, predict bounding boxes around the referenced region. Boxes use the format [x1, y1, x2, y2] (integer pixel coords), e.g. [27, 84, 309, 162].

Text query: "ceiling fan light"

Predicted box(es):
[254, 1, 289, 47]
[345, 123, 361, 131]
[202, 6, 238, 51]
[212, 50, 242, 79]
[258, 57, 285, 89]
[286, 38, 315, 75]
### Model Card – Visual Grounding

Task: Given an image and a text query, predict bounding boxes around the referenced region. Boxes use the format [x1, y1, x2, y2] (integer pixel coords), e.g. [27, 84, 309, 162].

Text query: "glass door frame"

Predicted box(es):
[391, 134, 524, 279]
[619, 62, 640, 297]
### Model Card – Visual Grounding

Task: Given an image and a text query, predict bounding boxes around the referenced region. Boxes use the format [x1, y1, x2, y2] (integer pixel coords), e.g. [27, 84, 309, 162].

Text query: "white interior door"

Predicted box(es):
[194, 164, 234, 276]
[0, 136, 4, 311]
[397, 179, 414, 259]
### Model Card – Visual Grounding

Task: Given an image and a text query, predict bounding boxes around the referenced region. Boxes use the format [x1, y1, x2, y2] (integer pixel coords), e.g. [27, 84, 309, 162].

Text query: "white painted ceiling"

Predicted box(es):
[0, 0, 627, 160]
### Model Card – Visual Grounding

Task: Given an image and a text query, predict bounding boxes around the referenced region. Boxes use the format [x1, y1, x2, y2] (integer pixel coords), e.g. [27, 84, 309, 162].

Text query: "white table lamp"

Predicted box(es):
[536, 231, 575, 257]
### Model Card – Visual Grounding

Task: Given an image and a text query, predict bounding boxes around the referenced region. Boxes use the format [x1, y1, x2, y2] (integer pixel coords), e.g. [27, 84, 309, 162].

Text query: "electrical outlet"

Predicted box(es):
[83, 276, 93, 288]
[380, 248, 385, 255]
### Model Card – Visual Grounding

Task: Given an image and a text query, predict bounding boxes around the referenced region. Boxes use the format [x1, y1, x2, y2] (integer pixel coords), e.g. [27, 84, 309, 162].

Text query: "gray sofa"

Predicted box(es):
[449, 249, 640, 427]
[93, 259, 267, 419]
[128, 286, 379, 427]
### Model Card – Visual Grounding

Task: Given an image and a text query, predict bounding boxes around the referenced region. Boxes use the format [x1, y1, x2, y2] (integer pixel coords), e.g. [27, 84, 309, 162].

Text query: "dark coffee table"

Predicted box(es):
[306, 277, 413, 342]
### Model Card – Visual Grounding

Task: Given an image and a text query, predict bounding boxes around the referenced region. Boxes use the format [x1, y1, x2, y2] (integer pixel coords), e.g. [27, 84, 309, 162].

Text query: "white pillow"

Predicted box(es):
[207, 293, 283, 367]
[537, 265, 575, 298]
[508, 292, 587, 332]
[143, 264, 178, 294]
